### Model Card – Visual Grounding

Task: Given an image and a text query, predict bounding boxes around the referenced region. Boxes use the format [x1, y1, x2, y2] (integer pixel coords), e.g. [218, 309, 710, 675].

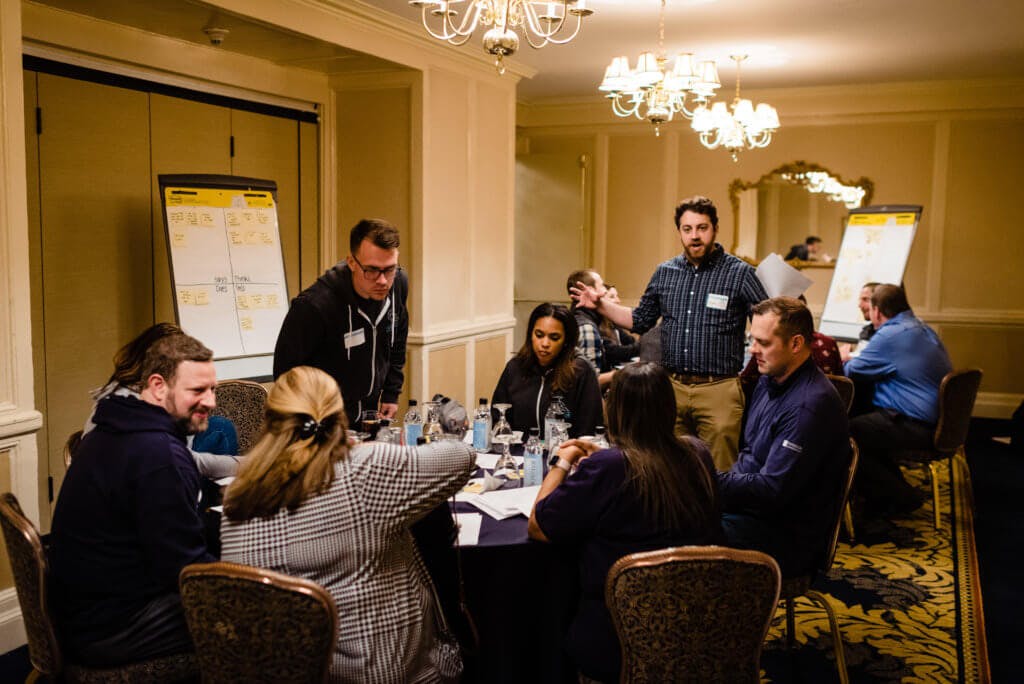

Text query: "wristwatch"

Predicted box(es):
[549, 455, 573, 473]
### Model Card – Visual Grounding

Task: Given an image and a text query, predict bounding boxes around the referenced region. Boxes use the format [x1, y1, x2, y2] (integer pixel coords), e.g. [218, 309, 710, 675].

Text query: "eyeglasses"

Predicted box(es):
[351, 253, 399, 281]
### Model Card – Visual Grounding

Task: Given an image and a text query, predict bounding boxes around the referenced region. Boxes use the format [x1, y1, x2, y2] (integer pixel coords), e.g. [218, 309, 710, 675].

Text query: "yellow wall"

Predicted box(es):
[519, 85, 1024, 416]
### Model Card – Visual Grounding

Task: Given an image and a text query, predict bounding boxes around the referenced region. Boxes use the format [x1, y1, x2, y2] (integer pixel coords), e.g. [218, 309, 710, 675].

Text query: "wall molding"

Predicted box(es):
[976, 392, 1023, 420]
[408, 316, 516, 347]
[0, 587, 26, 655]
[920, 310, 1024, 326]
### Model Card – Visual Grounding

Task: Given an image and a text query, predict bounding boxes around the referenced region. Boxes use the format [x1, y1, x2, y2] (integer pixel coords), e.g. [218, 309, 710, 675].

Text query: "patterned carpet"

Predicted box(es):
[760, 455, 989, 683]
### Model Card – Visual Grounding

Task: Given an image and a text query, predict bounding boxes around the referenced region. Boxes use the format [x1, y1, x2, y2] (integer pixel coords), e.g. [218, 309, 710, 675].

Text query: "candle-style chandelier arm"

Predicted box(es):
[521, 2, 584, 47]
[411, 1, 482, 43]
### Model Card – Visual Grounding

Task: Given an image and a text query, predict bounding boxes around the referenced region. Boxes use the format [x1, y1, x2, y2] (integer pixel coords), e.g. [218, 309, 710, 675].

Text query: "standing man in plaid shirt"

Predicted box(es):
[572, 196, 767, 470]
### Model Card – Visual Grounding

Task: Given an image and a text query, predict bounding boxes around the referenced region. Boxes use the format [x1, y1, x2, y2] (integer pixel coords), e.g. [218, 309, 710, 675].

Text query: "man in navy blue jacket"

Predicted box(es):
[719, 298, 850, 575]
[50, 331, 217, 666]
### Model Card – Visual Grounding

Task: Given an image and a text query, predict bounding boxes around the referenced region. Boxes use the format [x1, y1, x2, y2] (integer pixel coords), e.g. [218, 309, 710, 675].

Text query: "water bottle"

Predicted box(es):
[594, 425, 610, 449]
[523, 427, 544, 487]
[403, 399, 423, 446]
[472, 397, 492, 452]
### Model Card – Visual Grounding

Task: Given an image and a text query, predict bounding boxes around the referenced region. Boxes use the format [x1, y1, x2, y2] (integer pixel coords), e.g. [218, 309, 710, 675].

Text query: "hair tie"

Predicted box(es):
[298, 417, 320, 440]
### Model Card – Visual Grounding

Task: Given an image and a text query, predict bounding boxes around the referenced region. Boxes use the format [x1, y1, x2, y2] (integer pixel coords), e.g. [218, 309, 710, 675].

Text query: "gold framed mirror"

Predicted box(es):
[729, 161, 874, 266]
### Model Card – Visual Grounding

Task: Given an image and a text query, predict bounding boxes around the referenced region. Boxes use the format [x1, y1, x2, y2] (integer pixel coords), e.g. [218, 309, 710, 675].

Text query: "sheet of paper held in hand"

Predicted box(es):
[755, 253, 814, 298]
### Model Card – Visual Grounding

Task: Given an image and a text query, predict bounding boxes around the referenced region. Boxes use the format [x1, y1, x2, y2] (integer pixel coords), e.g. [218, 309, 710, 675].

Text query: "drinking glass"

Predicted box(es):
[492, 403, 513, 442]
[424, 401, 444, 442]
[359, 410, 381, 440]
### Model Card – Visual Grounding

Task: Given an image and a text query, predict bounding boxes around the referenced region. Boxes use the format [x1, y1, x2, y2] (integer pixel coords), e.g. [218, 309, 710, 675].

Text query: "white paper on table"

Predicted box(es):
[466, 485, 541, 520]
[992, 436, 1011, 445]
[453, 513, 482, 546]
[210, 505, 224, 513]
[755, 253, 814, 298]
[215, 476, 235, 486]
[475, 453, 524, 470]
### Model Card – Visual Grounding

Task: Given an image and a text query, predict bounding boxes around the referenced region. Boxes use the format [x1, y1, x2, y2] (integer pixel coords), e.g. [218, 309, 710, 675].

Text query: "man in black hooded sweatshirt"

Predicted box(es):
[274, 218, 409, 426]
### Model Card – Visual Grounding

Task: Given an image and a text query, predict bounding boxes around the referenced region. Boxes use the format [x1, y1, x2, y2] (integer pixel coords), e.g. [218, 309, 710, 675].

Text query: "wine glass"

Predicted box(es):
[423, 401, 444, 443]
[490, 403, 518, 481]
[492, 403, 512, 442]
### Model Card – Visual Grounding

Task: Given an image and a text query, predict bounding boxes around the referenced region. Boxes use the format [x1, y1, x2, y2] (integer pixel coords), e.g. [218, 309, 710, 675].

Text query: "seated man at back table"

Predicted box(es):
[719, 297, 850, 575]
[844, 284, 952, 517]
[49, 330, 217, 666]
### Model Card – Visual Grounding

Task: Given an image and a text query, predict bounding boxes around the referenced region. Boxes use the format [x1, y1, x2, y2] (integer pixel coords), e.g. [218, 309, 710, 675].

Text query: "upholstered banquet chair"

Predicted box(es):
[900, 368, 983, 529]
[0, 492, 198, 683]
[826, 374, 857, 540]
[776, 438, 859, 684]
[179, 561, 337, 684]
[605, 545, 781, 683]
[211, 379, 268, 454]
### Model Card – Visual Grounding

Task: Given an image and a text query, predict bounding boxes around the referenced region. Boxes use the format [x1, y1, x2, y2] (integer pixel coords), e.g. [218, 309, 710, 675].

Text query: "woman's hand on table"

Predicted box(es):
[558, 439, 600, 465]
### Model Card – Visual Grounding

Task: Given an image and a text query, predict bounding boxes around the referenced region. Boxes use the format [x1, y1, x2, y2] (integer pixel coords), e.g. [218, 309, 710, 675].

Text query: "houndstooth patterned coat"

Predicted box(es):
[221, 440, 475, 683]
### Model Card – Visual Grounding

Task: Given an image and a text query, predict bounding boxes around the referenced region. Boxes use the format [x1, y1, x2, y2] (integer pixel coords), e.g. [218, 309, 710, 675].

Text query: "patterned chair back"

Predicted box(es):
[605, 545, 781, 683]
[180, 561, 338, 684]
[212, 380, 268, 454]
[823, 439, 859, 572]
[826, 374, 855, 414]
[933, 369, 983, 455]
[0, 492, 63, 678]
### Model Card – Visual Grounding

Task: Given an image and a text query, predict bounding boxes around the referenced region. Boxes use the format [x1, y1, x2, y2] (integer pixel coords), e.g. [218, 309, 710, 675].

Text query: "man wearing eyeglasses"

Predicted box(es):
[274, 219, 408, 426]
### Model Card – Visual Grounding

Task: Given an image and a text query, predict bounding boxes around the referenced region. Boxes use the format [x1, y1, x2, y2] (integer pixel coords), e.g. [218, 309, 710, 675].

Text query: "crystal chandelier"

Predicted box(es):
[598, 0, 720, 137]
[409, 1, 594, 75]
[691, 55, 780, 161]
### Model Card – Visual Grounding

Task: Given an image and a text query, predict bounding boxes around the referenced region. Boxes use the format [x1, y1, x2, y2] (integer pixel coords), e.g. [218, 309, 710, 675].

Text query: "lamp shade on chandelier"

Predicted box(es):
[598, 0, 720, 136]
[691, 55, 780, 161]
[409, 0, 593, 74]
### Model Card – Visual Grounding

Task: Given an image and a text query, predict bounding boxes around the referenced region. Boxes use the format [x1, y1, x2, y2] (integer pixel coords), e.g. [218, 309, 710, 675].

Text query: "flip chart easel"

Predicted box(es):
[158, 174, 289, 380]
[819, 205, 922, 342]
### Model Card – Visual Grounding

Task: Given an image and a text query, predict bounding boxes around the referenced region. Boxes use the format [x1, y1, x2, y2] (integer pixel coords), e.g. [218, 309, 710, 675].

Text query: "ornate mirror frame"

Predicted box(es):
[729, 160, 874, 264]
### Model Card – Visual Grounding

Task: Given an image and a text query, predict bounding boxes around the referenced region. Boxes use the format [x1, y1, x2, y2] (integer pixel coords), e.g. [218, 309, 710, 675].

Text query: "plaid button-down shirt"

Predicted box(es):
[632, 245, 767, 376]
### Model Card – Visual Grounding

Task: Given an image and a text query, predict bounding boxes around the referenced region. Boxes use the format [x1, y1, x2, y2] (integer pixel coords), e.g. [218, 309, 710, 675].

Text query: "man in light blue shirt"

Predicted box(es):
[844, 284, 952, 516]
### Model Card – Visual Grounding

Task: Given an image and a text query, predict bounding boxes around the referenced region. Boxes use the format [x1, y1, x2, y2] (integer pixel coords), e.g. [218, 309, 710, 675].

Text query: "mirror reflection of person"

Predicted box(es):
[784, 235, 823, 261]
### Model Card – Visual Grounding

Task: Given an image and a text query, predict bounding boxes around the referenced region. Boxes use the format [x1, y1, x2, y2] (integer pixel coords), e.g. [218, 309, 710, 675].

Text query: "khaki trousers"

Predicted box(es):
[670, 376, 745, 471]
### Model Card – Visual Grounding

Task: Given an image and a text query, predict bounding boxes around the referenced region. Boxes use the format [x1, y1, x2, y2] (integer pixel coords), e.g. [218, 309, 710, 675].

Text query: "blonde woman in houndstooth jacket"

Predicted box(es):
[221, 366, 475, 683]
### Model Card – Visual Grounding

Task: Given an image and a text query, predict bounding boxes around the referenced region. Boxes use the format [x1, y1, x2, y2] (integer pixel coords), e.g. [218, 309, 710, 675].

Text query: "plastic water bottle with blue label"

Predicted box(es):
[523, 427, 544, 487]
[403, 399, 423, 446]
[472, 397, 492, 453]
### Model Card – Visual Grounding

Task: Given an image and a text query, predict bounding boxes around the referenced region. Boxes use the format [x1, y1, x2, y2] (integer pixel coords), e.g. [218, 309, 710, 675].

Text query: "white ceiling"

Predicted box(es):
[28, 0, 1024, 102]
[361, 0, 1024, 101]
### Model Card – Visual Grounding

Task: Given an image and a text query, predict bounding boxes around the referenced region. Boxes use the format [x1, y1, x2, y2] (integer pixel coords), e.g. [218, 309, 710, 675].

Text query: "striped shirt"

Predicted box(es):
[574, 308, 606, 374]
[632, 245, 767, 376]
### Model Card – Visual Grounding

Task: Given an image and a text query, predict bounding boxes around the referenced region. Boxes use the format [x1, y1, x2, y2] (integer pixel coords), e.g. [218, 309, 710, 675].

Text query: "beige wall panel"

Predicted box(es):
[941, 118, 1024, 312]
[605, 134, 669, 300]
[0, 449, 11, 588]
[150, 94, 232, 325]
[24, 71, 50, 524]
[336, 86, 411, 265]
[471, 81, 513, 319]
[299, 120, 320, 288]
[936, 324, 1024, 395]
[475, 335, 509, 403]
[230, 111, 301, 300]
[423, 70, 471, 325]
[428, 344, 467, 407]
[37, 74, 152, 501]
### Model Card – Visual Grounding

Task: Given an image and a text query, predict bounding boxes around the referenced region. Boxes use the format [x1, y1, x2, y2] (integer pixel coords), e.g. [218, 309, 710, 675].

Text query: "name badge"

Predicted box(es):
[706, 293, 729, 310]
[344, 328, 366, 349]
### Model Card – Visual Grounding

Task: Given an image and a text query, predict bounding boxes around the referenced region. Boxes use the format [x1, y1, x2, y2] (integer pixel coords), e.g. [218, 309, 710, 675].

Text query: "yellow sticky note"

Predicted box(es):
[178, 289, 194, 306]
[229, 231, 244, 245]
[249, 294, 265, 309]
[245, 231, 260, 245]
[199, 211, 216, 227]
[257, 211, 270, 225]
[172, 231, 187, 247]
[225, 211, 241, 227]
[195, 289, 209, 306]
[240, 316, 254, 331]
[236, 294, 250, 310]
[260, 231, 273, 245]
[267, 294, 279, 308]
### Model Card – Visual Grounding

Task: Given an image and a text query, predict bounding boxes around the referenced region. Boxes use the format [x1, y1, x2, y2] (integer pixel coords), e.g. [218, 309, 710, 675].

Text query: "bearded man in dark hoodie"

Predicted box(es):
[274, 219, 409, 425]
[49, 331, 216, 666]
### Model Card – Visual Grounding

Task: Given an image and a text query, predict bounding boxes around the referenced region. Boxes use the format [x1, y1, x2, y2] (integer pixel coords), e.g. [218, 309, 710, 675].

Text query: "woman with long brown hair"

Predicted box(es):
[220, 366, 475, 683]
[528, 362, 722, 683]
[490, 302, 602, 438]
